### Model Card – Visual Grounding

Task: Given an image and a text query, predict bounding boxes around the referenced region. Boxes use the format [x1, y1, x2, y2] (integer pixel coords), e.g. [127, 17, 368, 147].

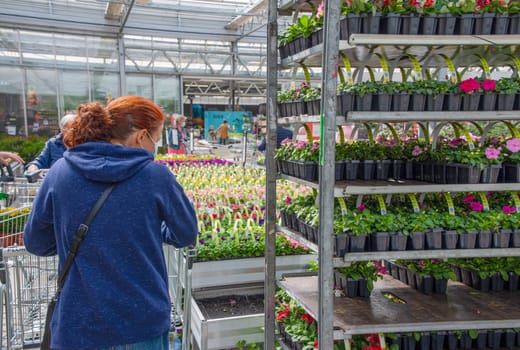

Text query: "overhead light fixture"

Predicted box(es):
[105, 1, 125, 19]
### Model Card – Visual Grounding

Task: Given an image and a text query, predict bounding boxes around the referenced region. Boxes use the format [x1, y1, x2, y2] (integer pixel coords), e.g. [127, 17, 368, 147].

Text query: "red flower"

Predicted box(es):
[481, 79, 496, 91]
[300, 313, 315, 323]
[276, 305, 291, 321]
[459, 78, 481, 94]
[313, 340, 319, 348]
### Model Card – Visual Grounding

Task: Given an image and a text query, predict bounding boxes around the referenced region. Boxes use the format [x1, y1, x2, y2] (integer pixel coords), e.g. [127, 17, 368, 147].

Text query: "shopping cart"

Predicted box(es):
[0, 247, 58, 349]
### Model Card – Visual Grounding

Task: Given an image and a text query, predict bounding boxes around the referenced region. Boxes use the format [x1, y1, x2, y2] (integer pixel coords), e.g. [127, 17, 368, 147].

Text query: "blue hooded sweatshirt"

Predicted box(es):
[27, 132, 67, 169]
[24, 142, 198, 349]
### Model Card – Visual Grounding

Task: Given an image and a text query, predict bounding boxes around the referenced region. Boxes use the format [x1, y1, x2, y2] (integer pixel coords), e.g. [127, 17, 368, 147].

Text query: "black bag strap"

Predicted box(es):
[57, 185, 115, 290]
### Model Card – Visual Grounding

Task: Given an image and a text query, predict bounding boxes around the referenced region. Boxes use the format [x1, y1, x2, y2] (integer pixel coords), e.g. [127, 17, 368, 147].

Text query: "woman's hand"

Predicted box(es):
[0, 151, 24, 166]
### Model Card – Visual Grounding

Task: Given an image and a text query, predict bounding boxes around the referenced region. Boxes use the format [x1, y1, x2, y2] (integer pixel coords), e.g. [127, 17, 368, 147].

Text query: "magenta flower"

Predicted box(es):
[485, 147, 501, 160]
[470, 201, 484, 212]
[502, 205, 516, 214]
[357, 203, 366, 212]
[506, 138, 520, 153]
[459, 78, 481, 94]
[411, 145, 422, 157]
[312, 142, 320, 150]
[463, 194, 475, 203]
[481, 79, 496, 91]
[295, 141, 306, 148]
[285, 196, 292, 205]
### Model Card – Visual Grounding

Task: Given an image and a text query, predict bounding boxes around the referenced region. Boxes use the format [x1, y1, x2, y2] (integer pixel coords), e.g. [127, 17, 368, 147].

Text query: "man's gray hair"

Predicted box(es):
[59, 114, 76, 129]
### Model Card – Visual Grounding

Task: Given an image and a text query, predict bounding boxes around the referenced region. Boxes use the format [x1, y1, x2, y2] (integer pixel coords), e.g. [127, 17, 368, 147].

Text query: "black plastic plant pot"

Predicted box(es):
[334, 233, 349, 257]
[375, 159, 391, 180]
[480, 164, 501, 183]
[437, 14, 457, 34]
[405, 160, 414, 180]
[434, 278, 448, 294]
[427, 94, 445, 111]
[340, 14, 364, 40]
[420, 15, 438, 34]
[493, 14, 509, 34]
[445, 164, 458, 184]
[390, 232, 408, 251]
[334, 270, 346, 290]
[363, 13, 381, 34]
[339, 93, 355, 115]
[480, 93, 497, 111]
[477, 230, 492, 249]
[473, 13, 495, 35]
[418, 332, 431, 350]
[511, 230, 520, 248]
[401, 14, 420, 35]
[456, 14, 476, 35]
[510, 13, 520, 34]
[488, 329, 503, 349]
[310, 28, 323, 47]
[458, 231, 477, 249]
[470, 269, 490, 292]
[442, 230, 459, 249]
[335, 161, 346, 181]
[359, 160, 376, 180]
[392, 159, 406, 181]
[355, 94, 373, 111]
[344, 160, 360, 180]
[408, 231, 425, 250]
[425, 230, 442, 249]
[460, 267, 473, 286]
[358, 278, 371, 298]
[398, 266, 409, 285]
[491, 272, 505, 291]
[392, 93, 410, 111]
[497, 93, 516, 110]
[433, 162, 446, 184]
[401, 334, 416, 350]
[462, 93, 481, 111]
[446, 332, 458, 350]
[370, 231, 390, 252]
[344, 278, 359, 298]
[504, 163, 520, 182]
[383, 13, 402, 34]
[422, 162, 434, 182]
[430, 332, 446, 350]
[376, 93, 392, 111]
[411, 94, 426, 112]
[348, 234, 367, 252]
[502, 329, 516, 348]
[508, 271, 518, 291]
[412, 161, 424, 181]
[474, 330, 488, 350]
[493, 230, 511, 248]
[406, 268, 417, 289]
[451, 264, 461, 281]
[458, 164, 481, 184]
[459, 332, 473, 350]
[444, 93, 461, 111]
[416, 275, 434, 295]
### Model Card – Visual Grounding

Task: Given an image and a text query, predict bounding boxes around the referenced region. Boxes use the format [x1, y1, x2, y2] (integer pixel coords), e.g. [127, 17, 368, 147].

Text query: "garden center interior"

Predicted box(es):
[3, 1, 520, 350]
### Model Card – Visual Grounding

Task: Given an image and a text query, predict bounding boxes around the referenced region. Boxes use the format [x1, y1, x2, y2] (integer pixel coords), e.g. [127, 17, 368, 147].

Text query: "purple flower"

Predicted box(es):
[411, 145, 422, 157]
[503, 205, 516, 214]
[470, 201, 484, 212]
[485, 147, 501, 160]
[199, 239, 205, 244]
[506, 138, 520, 153]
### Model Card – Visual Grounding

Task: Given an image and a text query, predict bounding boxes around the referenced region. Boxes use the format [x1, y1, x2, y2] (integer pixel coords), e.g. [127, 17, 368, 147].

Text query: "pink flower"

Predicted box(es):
[503, 205, 517, 214]
[506, 138, 520, 153]
[281, 138, 291, 145]
[463, 194, 475, 203]
[316, 1, 324, 18]
[296, 141, 306, 149]
[357, 203, 366, 212]
[459, 78, 481, 94]
[481, 79, 496, 91]
[470, 201, 484, 212]
[411, 145, 422, 157]
[485, 147, 501, 160]
[312, 142, 320, 150]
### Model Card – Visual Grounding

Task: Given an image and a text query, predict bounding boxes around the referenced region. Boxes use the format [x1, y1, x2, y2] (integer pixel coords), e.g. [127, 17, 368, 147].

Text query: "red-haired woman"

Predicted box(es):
[24, 96, 197, 349]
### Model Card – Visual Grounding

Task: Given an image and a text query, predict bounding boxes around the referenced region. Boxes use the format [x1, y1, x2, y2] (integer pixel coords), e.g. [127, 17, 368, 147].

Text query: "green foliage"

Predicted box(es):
[0, 134, 47, 163]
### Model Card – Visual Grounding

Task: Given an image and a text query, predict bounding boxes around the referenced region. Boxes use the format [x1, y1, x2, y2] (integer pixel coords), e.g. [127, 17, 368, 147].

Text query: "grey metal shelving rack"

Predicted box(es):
[264, 1, 520, 348]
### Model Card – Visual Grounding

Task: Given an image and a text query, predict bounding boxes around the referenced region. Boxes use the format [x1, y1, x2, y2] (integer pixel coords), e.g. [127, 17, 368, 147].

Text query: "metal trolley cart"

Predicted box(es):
[0, 247, 58, 349]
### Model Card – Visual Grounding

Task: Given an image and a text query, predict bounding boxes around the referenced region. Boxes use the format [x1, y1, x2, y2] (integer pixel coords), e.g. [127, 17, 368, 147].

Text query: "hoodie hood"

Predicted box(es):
[63, 142, 153, 183]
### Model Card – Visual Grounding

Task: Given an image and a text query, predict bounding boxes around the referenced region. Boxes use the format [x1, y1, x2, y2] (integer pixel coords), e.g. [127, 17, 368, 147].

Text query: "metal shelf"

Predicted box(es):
[280, 35, 520, 68]
[347, 111, 520, 122]
[277, 225, 319, 253]
[277, 115, 346, 126]
[278, 175, 520, 196]
[278, 275, 520, 338]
